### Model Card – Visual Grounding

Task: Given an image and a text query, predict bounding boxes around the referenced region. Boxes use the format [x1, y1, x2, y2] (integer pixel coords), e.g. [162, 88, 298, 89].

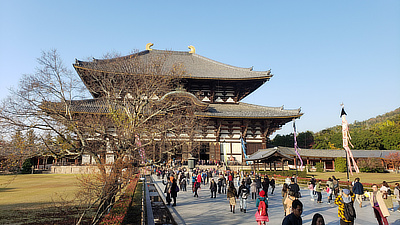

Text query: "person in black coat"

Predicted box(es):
[255, 175, 262, 196]
[262, 176, 270, 197]
[352, 177, 364, 208]
[164, 176, 178, 206]
[270, 177, 276, 195]
[210, 178, 217, 198]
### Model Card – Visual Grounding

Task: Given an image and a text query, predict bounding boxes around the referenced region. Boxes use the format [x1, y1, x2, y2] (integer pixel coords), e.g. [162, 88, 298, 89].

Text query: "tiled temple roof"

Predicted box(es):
[47, 98, 301, 119]
[74, 49, 272, 80]
[199, 102, 302, 119]
[246, 147, 399, 161]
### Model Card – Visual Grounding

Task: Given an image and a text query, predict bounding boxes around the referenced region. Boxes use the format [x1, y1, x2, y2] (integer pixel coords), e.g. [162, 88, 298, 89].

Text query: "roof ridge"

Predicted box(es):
[193, 54, 270, 74]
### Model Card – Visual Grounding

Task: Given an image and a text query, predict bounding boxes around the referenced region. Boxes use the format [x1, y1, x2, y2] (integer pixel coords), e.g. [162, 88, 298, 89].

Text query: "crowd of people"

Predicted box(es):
[154, 167, 399, 225]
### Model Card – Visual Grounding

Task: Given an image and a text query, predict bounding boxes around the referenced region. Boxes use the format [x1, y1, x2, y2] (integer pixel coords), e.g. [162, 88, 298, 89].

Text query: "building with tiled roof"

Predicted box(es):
[70, 44, 303, 164]
[246, 147, 399, 171]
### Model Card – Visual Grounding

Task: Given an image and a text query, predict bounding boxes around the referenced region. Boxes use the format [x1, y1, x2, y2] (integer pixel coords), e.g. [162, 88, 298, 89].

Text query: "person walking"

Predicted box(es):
[352, 178, 364, 208]
[332, 176, 340, 198]
[308, 182, 315, 201]
[284, 191, 298, 216]
[262, 175, 270, 197]
[251, 178, 257, 200]
[381, 181, 394, 211]
[270, 177, 276, 195]
[210, 178, 217, 198]
[238, 181, 249, 213]
[326, 177, 334, 204]
[282, 183, 289, 215]
[256, 175, 262, 196]
[282, 199, 303, 225]
[245, 174, 252, 190]
[227, 181, 238, 213]
[370, 184, 390, 225]
[310, 175, 316, 196]
[334, 189, 356, 225]
[394, 183, 400, 212]
[193, 180, 200, 197]
[164, 176, 178, 206]
[289, 178, 300, 199]
[255, 190, 269, 225]
[315, 180, 323, 203]
[217, 174, 224, 194]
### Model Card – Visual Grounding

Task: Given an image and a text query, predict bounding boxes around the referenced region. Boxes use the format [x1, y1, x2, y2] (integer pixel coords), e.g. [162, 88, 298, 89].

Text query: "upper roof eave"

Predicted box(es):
[73, 49, 272, 80]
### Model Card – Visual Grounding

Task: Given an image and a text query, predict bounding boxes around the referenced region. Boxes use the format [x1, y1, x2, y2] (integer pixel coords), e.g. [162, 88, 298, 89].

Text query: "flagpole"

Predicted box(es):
[345, 148, 349, 186]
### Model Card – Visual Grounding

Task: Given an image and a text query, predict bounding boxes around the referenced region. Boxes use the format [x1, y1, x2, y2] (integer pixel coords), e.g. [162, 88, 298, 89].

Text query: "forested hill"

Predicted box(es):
[271, 107, 400, 150]
[312, 107, 400, 150]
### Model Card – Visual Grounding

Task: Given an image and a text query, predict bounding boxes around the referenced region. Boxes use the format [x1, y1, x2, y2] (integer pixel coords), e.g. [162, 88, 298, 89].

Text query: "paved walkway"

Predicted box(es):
[152, 175, 400, 225]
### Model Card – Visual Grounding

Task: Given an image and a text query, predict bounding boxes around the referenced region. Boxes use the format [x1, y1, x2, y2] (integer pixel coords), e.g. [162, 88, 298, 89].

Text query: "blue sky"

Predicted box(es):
[1, 1, 399, 136]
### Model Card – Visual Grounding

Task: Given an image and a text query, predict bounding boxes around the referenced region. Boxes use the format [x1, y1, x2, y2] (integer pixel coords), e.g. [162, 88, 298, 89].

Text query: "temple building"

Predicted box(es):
[72, 44, 303, 165]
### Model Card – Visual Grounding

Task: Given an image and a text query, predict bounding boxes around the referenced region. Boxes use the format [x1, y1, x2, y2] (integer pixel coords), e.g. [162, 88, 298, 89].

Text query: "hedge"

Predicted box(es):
[100, 174, 140, 225]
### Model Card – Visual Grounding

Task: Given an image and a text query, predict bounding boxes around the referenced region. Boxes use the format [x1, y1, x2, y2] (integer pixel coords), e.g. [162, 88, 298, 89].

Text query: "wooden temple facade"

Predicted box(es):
[71, 44, 303, 165]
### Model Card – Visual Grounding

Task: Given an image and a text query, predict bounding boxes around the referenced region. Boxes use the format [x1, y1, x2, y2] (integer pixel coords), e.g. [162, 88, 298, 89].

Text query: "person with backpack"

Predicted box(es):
[352, 178, 364, 208]
[332, 176, 340, 198]
[282, 199, 303, 225]
[289, 178, 301, 199]
[255, 190, 269, 225]
[238, 181, 249, 213]
[334, 189, 356, 225]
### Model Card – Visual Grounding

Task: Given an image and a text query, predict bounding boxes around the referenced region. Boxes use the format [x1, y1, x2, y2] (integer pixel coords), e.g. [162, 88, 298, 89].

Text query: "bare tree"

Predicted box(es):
[0, 49, 207, 224]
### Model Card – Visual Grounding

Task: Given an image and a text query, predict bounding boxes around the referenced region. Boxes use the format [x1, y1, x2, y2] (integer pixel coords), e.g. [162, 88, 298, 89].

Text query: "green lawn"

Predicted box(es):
[307, 171, 400, 186]
[0, 174, 85, 224]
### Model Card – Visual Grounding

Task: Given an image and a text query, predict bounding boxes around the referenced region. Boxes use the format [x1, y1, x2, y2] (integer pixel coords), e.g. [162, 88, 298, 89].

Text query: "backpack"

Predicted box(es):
[343, 201, 356, 221]
[241, 187, 249, 199]
[258, 198, 267, 216]
[333, 180, 339, 189]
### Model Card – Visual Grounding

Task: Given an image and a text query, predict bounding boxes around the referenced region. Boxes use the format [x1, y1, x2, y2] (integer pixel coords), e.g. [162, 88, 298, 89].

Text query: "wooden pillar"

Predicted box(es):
[332, 159, 335, 170]
[37, 158, 40, 169]
[274, 162, 276, 171]
[294, 157, 297, 169]
[264, 162, 266, 171]
[281, 159, 284, 171]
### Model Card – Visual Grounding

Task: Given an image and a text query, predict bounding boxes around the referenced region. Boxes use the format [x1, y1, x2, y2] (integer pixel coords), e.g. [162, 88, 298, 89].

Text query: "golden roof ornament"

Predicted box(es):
[188, 45, 195, 54]
[146, 43, 154, 51]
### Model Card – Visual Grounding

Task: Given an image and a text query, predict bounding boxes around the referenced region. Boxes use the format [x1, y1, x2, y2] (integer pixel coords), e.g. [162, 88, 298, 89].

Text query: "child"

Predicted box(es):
[308, 182, 314, 201]
[326, 184, 332, 204]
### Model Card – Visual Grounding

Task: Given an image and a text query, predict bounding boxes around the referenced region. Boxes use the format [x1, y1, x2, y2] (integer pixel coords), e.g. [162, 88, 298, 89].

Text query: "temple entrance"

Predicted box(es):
[199, 143, 210, 161]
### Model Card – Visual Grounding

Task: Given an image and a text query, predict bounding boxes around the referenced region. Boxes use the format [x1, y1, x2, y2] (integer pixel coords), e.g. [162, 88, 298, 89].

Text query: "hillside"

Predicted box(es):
[312, 107, 400, 150]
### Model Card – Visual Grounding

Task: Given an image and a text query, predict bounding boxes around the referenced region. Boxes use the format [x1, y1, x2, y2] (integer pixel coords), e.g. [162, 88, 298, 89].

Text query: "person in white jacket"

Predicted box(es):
[394, 183, 400, 212]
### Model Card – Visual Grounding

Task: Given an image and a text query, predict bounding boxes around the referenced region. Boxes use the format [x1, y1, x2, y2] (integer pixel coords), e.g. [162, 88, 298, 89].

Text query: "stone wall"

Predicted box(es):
[51, 166, 100, 174]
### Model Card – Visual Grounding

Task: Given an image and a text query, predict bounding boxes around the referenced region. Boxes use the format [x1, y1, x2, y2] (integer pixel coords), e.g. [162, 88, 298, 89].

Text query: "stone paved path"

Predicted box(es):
[152, 175, 400, 225]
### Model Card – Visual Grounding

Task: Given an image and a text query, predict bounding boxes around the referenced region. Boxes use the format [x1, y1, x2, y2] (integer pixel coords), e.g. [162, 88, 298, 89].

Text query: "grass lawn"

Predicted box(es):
[306, 171, 400, 186]
[0, 174, 88, 224]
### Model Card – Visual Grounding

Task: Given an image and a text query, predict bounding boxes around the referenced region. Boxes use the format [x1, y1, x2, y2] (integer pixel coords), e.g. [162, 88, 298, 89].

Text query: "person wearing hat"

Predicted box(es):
[255, 190, 269, 224]
[334, 189, 356, 225]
